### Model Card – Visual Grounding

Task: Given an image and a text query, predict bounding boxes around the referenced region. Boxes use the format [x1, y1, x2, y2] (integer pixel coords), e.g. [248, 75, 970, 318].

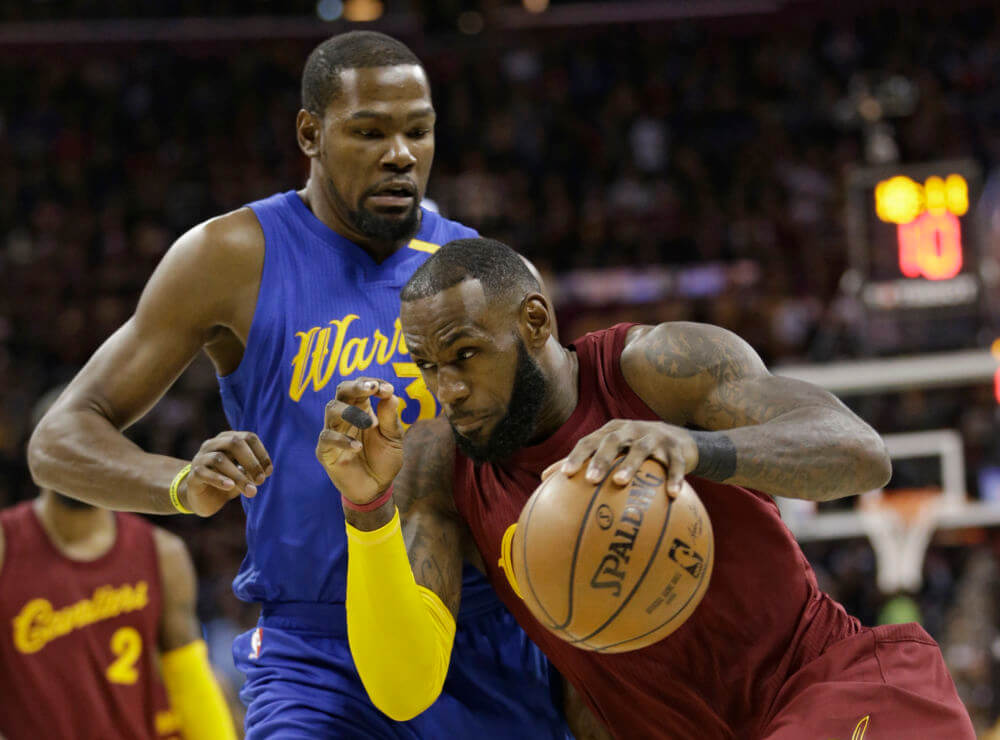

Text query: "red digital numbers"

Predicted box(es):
[897, 211, 963, 281]
[875, 173, 968, 281]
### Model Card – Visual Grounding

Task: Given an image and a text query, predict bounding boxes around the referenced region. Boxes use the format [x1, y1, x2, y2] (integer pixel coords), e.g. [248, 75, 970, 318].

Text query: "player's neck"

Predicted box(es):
[530, 343, 579, 443]
[298, 181, 417, 263]
[34, 491, 116, 561]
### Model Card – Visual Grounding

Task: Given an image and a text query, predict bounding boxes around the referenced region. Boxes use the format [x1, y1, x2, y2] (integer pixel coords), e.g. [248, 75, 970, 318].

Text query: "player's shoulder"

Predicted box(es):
[145, 206, 265, 321]
[416, 208, 478, 247]
[0, 502, 36, 576]
[623, 321, 750, 355]
[621, 321, 766, 379]
[150, 525, 191, 564]
[175, 206, 265, 267]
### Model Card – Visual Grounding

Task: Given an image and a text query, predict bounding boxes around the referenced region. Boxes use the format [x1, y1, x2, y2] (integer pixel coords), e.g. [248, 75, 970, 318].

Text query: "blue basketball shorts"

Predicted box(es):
[232, 601, 571, 739]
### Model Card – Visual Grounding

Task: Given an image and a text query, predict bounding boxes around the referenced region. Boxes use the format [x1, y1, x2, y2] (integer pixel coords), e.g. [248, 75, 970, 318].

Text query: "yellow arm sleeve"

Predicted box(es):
[160, 639, 237, 740]
[346, 508, 456, 722]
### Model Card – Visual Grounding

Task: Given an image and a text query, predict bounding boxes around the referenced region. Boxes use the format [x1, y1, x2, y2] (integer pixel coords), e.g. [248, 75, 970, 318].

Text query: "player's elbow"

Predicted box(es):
[861, 433, 893, 492]
[822, 430, 891, 501]
[373, 691, 439, 723]
[360, 656, 447, 722]
[27, 418, 60, 489]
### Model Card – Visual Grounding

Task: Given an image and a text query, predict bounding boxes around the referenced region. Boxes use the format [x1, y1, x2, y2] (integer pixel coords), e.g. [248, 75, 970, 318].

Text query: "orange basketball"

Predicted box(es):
[507, 458, 713, 653]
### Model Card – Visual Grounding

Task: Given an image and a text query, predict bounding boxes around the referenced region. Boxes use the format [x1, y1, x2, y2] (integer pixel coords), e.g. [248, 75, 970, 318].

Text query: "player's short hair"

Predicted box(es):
[401, 238, 540, 307]
[301, 31, 424, 115]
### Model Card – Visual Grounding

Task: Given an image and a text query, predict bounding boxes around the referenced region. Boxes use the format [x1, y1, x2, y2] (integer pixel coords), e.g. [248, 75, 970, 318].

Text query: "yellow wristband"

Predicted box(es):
[169, 464, 194, 514]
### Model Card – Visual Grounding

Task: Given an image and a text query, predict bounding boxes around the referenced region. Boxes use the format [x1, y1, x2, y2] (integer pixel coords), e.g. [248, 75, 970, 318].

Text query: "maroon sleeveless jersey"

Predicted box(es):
[0, 503, 180, 740]
[453, 324, 864, 739]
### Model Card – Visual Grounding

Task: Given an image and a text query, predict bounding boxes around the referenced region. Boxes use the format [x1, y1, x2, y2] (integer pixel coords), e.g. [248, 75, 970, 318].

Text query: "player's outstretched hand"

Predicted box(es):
[183, 431, 273, 516]
[315, 378, 403, 506]
[555, 419, 698, 496]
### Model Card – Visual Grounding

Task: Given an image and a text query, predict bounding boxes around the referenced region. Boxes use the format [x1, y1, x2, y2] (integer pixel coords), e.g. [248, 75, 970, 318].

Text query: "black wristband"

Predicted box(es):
[690, 431, 737, 481]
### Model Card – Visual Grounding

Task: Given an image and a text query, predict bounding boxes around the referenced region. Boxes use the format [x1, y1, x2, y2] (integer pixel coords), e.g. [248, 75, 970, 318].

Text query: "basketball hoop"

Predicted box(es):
[859, 488, 943, 594]
[782, 429, 1000, 594]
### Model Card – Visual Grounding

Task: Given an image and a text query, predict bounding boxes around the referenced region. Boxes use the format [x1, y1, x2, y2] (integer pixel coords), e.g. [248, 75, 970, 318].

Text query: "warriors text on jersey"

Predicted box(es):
[220, 191, 496, 609]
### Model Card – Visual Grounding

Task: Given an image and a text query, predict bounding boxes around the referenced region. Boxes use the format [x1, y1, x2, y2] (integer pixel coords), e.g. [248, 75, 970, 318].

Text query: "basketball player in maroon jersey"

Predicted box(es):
[0, 397, 237, 740]
[317, 238, 974, 739]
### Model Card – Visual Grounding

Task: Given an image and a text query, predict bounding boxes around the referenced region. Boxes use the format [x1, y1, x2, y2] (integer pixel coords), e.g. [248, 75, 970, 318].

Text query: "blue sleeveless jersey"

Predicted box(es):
[219, 191, 489, 610]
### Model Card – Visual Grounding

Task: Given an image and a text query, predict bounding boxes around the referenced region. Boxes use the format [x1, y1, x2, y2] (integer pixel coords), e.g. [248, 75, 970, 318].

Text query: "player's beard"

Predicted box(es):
[326, 177, 421, 244]
[351, 200, 421, 243]
[452, 339, 548, 464]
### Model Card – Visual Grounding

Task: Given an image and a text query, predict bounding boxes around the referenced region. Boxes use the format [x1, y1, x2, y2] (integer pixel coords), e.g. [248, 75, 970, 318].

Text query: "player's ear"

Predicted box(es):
[296, 109, 322, 158]
[519, 293, 552, 349]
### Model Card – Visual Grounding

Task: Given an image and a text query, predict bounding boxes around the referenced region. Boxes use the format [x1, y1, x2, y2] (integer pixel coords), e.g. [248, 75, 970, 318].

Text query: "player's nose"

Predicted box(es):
[436, 367, 469, 406]
[382, 134, 416, 171]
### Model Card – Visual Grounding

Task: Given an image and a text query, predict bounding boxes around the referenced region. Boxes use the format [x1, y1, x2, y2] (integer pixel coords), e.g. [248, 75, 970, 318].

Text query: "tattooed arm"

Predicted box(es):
[563, 323, 890, 502]
[392, 416, 466, 616]
[627, 321, 890, 500]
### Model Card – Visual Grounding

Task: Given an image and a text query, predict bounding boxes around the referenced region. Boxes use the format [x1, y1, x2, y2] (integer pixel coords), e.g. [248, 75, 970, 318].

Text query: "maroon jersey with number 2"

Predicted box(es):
[453, 323, 974, 739]
[0, 503, 180, 740]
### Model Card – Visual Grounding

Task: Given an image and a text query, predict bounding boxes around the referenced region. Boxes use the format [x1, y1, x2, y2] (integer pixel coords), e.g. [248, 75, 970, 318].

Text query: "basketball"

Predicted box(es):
[507, 458, 713, 653]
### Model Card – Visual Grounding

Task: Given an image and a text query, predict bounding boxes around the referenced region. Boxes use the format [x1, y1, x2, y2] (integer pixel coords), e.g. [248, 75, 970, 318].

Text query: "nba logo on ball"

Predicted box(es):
[668, 539, 705, 578]
[510, 457, 714, 653]
[248, 627, 263, 660]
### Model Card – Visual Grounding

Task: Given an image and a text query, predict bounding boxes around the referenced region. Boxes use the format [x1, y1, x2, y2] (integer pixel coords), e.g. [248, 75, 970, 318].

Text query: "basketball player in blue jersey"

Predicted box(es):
[29, 32, 579, 739]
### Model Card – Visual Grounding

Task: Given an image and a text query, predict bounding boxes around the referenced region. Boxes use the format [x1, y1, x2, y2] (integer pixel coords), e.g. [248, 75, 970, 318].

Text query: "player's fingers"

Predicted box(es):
[317, 428, 362, 455]
[665, 444, 687, 497]
[189, 462, 235, 492]
[199, 451, 257, 496]
[335, 378, 382, 406]
[541, 459, 565, 481]
[374, 392, 404, 442]
[585, 432, 628, 483]
[562, 420, 629, 477]
[560, 433, 603, 476]
[371, 379, 395, 399]
[242, 433, 274, 479]
[343, 404, 373, 429]
[222, 437, 268, 486]
[613, 438, 657, 486]
[325, 398, 373, 431]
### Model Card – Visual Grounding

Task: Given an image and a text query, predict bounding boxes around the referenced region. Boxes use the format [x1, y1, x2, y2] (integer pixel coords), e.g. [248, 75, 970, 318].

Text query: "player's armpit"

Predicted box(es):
[160, 640, 237, 740]
[346, 509, 458, 721]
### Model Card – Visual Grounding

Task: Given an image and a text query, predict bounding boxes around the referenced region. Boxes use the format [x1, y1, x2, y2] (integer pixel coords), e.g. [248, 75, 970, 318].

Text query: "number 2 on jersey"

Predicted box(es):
[106, 626, 142, 684]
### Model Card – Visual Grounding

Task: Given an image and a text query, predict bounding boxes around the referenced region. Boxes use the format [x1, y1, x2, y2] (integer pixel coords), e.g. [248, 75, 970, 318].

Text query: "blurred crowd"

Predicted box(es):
[3, 2, 1000, 730]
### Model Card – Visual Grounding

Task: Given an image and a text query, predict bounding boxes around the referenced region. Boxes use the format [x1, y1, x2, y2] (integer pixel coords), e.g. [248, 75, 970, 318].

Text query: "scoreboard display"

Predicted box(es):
[845, 159, 985, 354]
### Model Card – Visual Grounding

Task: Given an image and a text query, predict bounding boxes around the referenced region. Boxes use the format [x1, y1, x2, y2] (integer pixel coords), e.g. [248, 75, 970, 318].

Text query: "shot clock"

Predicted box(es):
[845, 159, 985, 354]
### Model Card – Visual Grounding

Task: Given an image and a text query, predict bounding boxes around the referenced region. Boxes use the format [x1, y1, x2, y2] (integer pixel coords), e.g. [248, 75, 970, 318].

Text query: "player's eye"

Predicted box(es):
[355, 129, 383, 139]
[456, 348, 477, 361]
[408, 128, 430, 138]
[415, 360, 437, 372]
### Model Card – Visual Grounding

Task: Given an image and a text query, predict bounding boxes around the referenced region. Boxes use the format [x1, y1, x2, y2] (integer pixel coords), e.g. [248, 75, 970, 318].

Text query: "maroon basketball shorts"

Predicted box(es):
[759, 622, 974, 739]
